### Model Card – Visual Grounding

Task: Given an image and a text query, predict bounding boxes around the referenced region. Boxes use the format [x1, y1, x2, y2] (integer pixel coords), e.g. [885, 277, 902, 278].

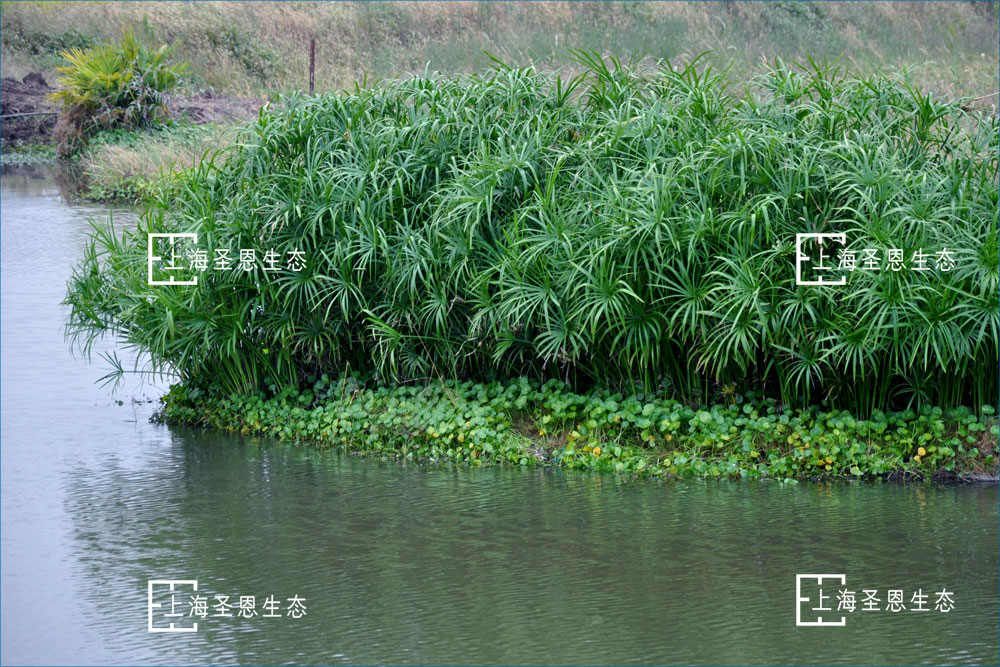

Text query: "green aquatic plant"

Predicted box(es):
[156, 376, 999, 481]
[65, 54, 998, 414]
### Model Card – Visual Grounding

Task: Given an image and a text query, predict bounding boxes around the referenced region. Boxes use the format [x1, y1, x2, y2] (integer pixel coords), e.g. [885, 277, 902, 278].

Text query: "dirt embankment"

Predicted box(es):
[1, 73, 57, 143]
[165, 89, 265, 125]
[1, 72, 263, 145]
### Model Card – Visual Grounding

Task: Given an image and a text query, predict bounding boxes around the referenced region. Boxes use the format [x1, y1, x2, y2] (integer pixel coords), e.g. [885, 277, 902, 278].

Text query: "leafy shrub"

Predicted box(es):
[65, 55, 998, 414]
[50, 29, 187, 156]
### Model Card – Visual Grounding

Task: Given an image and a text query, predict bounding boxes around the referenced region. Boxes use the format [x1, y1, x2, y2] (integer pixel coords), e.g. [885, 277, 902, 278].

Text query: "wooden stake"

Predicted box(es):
[309, 38, 316, 95]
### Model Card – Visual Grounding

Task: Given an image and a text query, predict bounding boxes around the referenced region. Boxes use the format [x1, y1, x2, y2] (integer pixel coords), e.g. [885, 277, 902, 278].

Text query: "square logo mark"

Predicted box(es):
[148, 233, 199, 286]
[148, 579, 199, 633]
[796, 574, 847, 626]
[795, 233, 846, 286]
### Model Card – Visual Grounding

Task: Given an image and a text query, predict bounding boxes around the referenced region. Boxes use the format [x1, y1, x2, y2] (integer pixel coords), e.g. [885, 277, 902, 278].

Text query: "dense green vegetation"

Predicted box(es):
[66, 57, 998, 417]
[157, 376, 998, 481]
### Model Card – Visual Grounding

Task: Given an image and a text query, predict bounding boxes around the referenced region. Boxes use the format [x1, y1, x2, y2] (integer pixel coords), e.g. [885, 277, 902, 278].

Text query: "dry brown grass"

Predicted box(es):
[79, 123, 235, 198]
[1, 1, 997, 99]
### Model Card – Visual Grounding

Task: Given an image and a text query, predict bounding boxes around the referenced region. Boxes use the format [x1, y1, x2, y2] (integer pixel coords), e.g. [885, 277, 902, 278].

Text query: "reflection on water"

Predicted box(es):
[2, 168, 998, 666]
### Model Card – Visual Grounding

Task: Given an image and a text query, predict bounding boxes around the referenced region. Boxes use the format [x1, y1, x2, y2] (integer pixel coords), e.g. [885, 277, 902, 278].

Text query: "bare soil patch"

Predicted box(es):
[1, 73, 57, 143]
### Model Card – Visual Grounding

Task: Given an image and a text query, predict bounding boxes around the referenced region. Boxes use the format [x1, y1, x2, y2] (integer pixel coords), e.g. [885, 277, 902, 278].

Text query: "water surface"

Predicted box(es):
[2, 167, 997, 666]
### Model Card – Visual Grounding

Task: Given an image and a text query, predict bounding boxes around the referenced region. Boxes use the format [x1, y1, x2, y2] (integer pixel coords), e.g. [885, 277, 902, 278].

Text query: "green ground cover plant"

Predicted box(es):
[156, 376, 998, 481]
[65, 56, 999, 418]
[0, 140, 57, 166]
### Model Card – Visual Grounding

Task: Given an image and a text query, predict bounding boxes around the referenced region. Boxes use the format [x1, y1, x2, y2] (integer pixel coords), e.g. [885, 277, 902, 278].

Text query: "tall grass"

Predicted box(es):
[3, 1, 997, 98]
[65, 56, 998, 414]
[79, 123, 234, 200]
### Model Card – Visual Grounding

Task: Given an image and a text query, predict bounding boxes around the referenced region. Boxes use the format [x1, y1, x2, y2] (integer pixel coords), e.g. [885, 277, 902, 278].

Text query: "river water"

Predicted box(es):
[1, 167, 997, 666]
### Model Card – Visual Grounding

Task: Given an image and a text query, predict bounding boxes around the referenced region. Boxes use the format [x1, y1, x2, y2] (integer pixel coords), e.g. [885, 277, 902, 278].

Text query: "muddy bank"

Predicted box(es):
[1, 73, 57, 143]
[167, 88, 264, 125]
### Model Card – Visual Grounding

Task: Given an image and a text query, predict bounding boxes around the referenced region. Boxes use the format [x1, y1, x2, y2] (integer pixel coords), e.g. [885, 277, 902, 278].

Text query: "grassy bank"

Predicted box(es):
[1, 123, 236, 201]
[76, 123, 234, 201]
[5, 2, 995, 203]
[2, 1, 997, 99]
[156, 377, 999, 481]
